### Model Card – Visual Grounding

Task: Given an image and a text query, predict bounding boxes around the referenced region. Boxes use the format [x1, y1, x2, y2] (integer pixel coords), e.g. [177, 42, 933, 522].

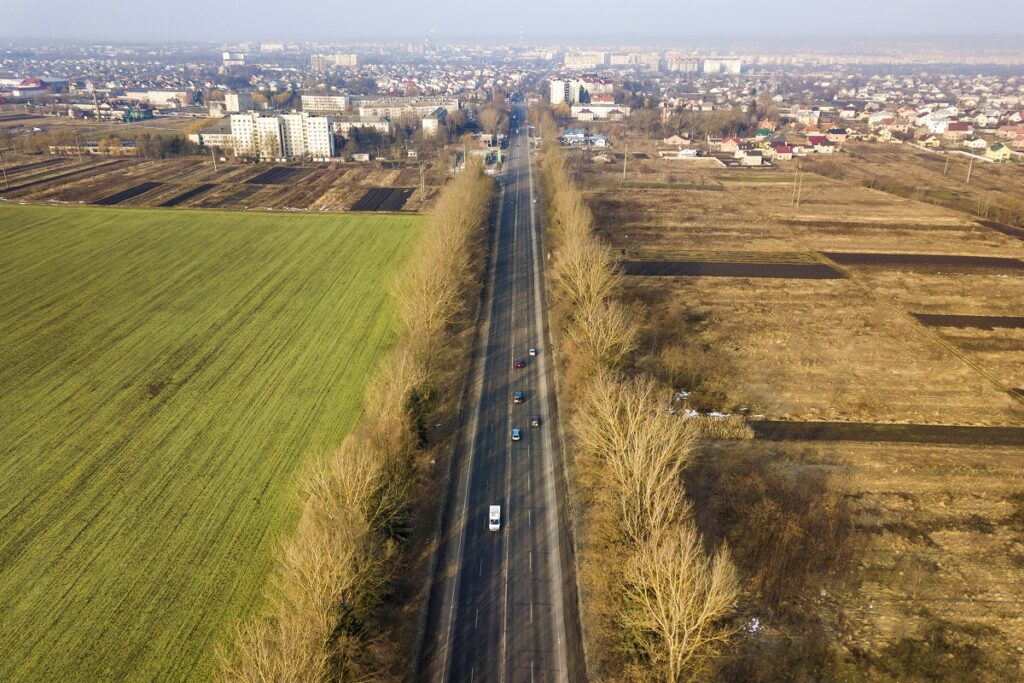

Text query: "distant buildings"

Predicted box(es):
[222, 51, 245, 67]
[563, 52, 607, 69]
[124, 89, 191, 107]
[225, 91, 253, 113]
[310, 54, 357, 70]
[663, 54, 742, 74]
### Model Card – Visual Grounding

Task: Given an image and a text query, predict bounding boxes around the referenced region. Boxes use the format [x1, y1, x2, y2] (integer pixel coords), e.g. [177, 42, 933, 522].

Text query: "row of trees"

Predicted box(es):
[217, 166, 494, 682]
[535, 108, 739, 682]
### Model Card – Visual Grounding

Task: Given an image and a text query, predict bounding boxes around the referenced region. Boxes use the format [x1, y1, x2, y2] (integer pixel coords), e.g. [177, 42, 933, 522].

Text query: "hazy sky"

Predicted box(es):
[3, 0, 1024, 42]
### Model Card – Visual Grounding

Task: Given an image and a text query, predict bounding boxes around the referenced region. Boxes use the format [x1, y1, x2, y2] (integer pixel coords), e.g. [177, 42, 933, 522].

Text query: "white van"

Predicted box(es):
[488, 505, 501, 531]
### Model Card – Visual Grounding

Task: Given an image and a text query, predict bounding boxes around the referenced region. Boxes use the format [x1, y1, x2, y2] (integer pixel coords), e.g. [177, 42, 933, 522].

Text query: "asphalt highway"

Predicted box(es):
[419, 104, 585, 683]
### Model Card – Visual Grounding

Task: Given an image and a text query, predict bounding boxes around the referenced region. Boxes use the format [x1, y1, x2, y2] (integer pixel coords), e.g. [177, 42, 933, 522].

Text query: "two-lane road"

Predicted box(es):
[420, 105, 584, 683]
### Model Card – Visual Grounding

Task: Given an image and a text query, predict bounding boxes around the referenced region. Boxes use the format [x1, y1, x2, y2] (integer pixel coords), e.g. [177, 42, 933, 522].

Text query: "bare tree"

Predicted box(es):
[622, 523, 739, 682]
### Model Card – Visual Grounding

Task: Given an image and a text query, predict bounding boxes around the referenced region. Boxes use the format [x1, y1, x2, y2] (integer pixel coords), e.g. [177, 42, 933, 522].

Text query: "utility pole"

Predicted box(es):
[419, 161, 425, 193]
[73, 129, 84, 163]
[966, 157, 973, 185]
[622, 142, 628, 181]
[211, 147, 218, 172]
[0, 150, 9, 189]
[795, 167, 803, 209]
[943, 154, 950, 176]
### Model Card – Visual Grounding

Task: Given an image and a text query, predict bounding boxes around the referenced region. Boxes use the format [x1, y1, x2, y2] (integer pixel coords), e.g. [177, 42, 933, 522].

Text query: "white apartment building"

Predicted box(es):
[702, 57, 743, 74]
[332, 115, 391, 137]
[354, 96, 460, 120]
[310, 53, 357, 69]
[301, 94, 349, 112]
[231, 112, 334, 158]
[563, 51, 606, 69]
[571, 104, 631, 120]
[225, 91, 253, 113]
[222, 51, 245, 67]
[549, 79, 585, 105]
[665, 55, 700, 73]
[125, 89, 190, 107]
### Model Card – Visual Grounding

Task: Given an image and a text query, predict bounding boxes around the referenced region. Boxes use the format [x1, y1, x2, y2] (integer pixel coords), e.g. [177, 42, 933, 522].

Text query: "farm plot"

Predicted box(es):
[158, 183, 215, 207]
[245, 166, 311, 185]
[351, 186, 416, 211]
[93, 181, 164, 205]
[620, 259, 842, 279]
[576, 135, 1024, 678]
[0, 204, 418, 682]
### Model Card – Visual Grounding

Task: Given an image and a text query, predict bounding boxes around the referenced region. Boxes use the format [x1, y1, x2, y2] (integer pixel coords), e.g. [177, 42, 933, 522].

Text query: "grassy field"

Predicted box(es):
[0, 204, 418, 681]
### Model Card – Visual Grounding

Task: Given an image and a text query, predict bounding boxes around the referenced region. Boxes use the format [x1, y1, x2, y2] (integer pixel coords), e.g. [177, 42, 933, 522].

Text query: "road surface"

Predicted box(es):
[419, 105, 585, 683]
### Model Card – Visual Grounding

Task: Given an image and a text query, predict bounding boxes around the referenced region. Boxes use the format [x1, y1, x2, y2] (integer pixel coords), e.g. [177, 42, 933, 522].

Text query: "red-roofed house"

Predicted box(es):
[943, 122, 973, 142]
[719, 137, 741, 153]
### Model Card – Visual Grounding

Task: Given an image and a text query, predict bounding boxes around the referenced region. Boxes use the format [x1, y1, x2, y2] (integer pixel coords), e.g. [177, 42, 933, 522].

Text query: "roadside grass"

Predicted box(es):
[0, 204, 417, 681]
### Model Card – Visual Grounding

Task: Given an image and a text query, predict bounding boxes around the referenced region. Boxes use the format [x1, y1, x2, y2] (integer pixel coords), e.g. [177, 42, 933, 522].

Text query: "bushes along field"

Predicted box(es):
[0, 205, 416, 681]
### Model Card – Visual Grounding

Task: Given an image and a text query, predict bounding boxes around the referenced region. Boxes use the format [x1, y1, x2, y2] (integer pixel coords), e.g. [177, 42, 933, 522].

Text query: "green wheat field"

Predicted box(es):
[0, 203, 418, 681]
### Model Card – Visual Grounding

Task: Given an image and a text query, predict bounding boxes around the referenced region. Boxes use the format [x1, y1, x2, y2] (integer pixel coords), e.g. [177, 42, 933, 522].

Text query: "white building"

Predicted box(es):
[222, 51, 246, 67]
[125, 89, 190, 107]
[332, 115, 391, 137]
[230, 111, 334, 158]
[301, 94, 349, 112]
[421, 108, 447, 137]
[564, 51, 606, 69]
[354, 96, 460, 121]
[665, 55, 700, 73]
[225, 91, 253, 113]
[570, 104, 631, 120]
[549, 79, 585, 105]
[310, 53, 357, 69]
[702, 57, 743, 74]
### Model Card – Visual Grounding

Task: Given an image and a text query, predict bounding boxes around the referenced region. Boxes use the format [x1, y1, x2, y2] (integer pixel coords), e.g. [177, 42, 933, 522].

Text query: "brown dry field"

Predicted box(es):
[575, 146, 1024, 676]
[0, 154, 445, 212]
[808, 142, 1024, 225]
[691, 439, 1024, 679]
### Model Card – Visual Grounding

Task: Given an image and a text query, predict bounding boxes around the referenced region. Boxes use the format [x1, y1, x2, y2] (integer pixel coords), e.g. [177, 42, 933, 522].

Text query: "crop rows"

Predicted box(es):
[0, 204, 417, 681]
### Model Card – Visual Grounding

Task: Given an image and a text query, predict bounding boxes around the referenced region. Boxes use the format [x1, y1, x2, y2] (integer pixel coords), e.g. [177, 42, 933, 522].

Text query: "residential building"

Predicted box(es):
[310, 53, 357, 70]
[422, 107, 447, 137]
[353, 96, 459, 120]
[301, 93, 349, 112]
[564, 51, 607, 69]
[225, 91, 253, 113]
[985, 142, 1011, 161]
[332, 115, 390, 136]
[702, 58, 743, 74]
[222, 51, 246, 67]
[229, 111, 332, 158]
[570, 103, 630, 120]
[665, 55, 700, 73]
[943, 122, 974, 141]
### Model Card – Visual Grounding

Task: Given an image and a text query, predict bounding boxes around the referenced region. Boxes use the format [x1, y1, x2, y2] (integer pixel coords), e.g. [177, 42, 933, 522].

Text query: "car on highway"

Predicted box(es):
[511, 427, 522, 441]
[488, 505, 501, 531]
[513, 390, 524, 404]
[514, 357, 525, 368]
[528, 347, 537, 356]
[530, 415, 541, 428]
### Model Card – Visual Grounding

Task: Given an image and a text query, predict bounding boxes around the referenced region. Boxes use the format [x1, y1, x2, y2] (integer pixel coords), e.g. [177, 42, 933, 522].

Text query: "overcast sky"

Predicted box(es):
[3, 0, 1023, 43]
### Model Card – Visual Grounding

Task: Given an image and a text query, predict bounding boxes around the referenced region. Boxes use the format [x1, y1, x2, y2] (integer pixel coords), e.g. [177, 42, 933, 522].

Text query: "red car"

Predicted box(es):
[514, 357, 526, 368]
